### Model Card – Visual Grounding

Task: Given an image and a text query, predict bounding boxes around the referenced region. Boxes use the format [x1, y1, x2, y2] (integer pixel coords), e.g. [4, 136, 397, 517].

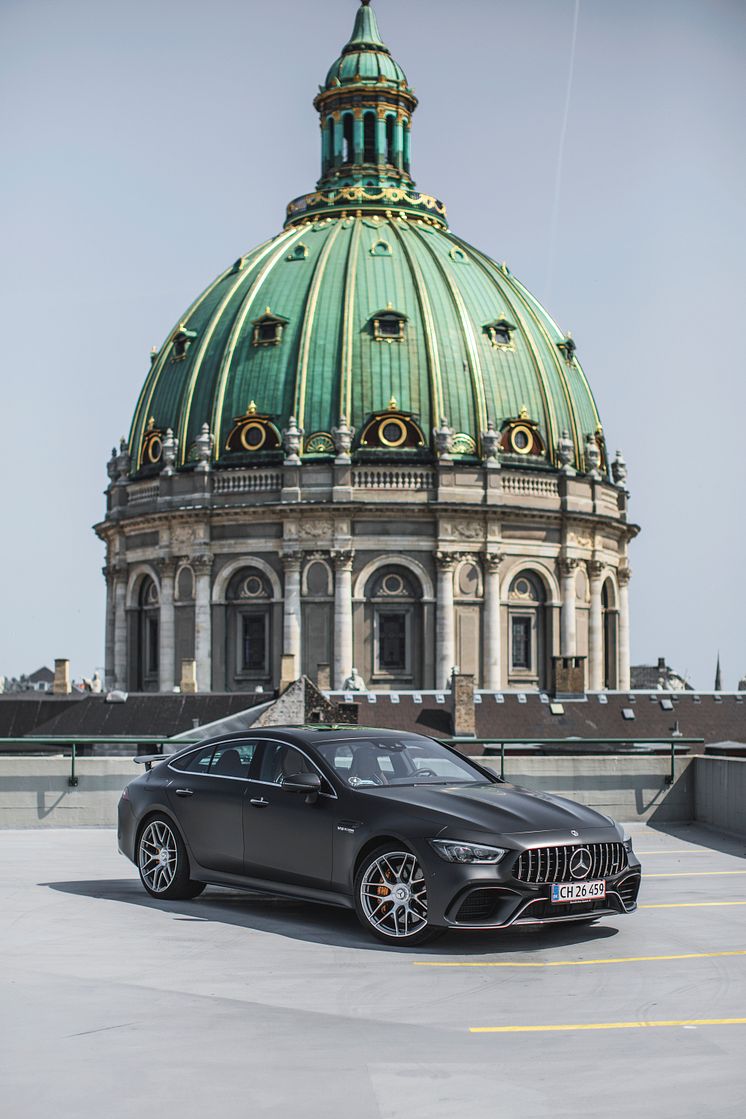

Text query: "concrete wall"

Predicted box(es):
[694, 755, 746, 837]
[479, 756, 694, 824]
[0, 754, 742, 833]
[0, 758, 134, 828]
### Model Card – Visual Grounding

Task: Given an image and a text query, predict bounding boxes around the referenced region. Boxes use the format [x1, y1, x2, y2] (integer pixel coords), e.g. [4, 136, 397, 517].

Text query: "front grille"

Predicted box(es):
[454, 889, 504, 923]
[513, 842, 627, 884]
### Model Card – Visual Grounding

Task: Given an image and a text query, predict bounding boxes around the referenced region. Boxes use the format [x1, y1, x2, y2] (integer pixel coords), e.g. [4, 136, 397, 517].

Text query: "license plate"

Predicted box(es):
[551, 880, 606, 903]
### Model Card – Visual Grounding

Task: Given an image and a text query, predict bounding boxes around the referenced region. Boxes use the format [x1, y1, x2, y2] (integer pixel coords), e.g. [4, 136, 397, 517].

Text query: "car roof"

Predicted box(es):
[174, 726, 434, 750]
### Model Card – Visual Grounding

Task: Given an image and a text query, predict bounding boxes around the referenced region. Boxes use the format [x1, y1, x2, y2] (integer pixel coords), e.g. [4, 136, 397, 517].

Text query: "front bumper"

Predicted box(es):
[419, 836, 642, 929]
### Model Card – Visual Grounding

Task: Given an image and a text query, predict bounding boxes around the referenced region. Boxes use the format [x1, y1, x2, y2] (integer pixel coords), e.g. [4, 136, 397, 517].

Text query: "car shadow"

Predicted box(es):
[641, 820, 746, 859]
[42, 876, 621, 955]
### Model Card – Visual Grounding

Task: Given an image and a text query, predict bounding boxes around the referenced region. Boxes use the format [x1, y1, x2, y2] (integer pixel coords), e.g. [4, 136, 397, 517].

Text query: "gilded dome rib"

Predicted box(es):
[294, 220, 345, 429]
[339, 218, 363, 424]
[207, 226, 307, 456]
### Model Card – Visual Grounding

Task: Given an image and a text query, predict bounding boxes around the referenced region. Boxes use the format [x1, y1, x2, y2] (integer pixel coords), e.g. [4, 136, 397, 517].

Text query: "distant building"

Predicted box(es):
[0, 667, 55, 694]
[631, 657, 692, 692]
[95, 2, 637, 697]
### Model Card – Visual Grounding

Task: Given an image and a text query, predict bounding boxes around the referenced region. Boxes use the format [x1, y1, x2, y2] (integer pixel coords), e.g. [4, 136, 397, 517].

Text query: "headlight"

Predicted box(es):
[621, 829, 633, 852]
[429, 839, 507, 864]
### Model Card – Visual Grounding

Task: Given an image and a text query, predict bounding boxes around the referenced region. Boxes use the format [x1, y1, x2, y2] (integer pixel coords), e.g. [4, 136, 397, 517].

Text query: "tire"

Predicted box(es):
[354, 844, 443, 946]
[137, 815, 206, 901]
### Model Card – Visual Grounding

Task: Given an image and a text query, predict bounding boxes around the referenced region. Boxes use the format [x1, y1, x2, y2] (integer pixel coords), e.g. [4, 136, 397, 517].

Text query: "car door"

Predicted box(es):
[166, 739, 258, 875]
[243, 739, 335, 890]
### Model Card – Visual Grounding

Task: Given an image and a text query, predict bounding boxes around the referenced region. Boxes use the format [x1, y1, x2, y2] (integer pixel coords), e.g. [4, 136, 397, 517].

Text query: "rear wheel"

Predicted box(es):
[354, 845, 443, 946]
[137, 816, 205, 900]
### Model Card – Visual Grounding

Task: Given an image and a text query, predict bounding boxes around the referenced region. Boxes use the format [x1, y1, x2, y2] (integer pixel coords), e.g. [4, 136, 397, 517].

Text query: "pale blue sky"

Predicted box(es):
[1, 0, 744, 688]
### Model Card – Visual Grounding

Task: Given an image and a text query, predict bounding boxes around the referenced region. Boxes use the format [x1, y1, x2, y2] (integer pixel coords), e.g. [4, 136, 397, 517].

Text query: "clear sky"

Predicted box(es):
[1, 0, 744, 689]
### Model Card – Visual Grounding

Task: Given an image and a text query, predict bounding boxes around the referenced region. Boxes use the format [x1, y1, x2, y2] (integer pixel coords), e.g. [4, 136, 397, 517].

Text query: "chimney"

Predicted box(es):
[53, 659, 71, 695]
[180, 659, 197, 693]
[657, 657, 666, 671]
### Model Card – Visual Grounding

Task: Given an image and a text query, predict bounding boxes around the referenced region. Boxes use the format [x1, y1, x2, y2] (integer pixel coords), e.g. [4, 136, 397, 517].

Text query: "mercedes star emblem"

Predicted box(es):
[570, 830, 579, 837]
[569, 848, 593, 880]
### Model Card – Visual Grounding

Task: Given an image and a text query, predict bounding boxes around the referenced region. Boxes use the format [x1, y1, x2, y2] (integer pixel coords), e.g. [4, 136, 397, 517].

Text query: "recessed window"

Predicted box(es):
[485, 318, 516, 348]
[511, 616, 532, 670]
[242, 614, 268, 672]
[372, 309, 407, 343]
[252, 310, 288, 348]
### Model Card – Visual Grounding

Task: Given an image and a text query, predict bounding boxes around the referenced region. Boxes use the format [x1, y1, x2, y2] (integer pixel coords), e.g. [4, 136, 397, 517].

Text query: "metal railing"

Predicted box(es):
[445, 737, 705, 783]
[0, 737, 199, 786]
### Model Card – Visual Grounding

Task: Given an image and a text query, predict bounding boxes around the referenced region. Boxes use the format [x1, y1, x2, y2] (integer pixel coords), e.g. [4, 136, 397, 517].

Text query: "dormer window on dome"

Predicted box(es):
[252, 309, 288, 348]
[225, 403, 281, 454]
[371, 307, 407, 343]
[360, 400, 425, 450]
[141, 419, 165, 465]
[485, 317, 516, 349]
[500, 409, 546, 458]
[170, 324, 197, 362]
[558, 334, 577, 362]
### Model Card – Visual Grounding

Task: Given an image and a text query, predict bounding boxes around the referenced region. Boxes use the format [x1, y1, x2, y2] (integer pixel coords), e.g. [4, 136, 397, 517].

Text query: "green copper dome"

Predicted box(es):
[128, 3, 605, 476]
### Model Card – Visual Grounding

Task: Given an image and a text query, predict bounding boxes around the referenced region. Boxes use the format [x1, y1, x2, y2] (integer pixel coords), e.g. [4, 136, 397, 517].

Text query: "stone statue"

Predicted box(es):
[611, 449, 628, 488]
[332, 415, 355, 461]
[584, 434, 602, 480]
[433, 416, 454, 460]
[194, 423, 214, 472]
[557, 429, 576, 475]
[161, 428, 179, 476]
[107, 447, 118, 486]
[342, 667, 366, 692]
[282, 416, 304, 464]
[115, 437, 131, 485]
[481, 420, 501, 468]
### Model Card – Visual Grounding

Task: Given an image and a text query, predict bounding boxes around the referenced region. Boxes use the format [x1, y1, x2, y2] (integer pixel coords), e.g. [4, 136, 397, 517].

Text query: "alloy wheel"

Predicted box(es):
[139, 819, 178, 894]
[360, 850, 428, 939]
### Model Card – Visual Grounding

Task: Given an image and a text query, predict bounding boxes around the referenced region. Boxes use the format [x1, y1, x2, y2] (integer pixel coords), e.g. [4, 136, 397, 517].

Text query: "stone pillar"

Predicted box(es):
[435, 552, 457, 690]
[333, 116, 343, 167]
[282, 552, 302, 683]
[559, 557, 579, 658]
[394, 116, 404, 170]
[403, 122, 411, 171]
[353, 113, 363, 164]
[376, 114, 387, 163]
[193, 556, 213, 693]
[158, 558, 177, 693]
[618, 565, 632, 691]
[103, 565, 115, 690]
[113, 565, 127, 690]
[587, 560, 605, 692]
[483, 552, 503, 691]
[333, 550, 354, 690]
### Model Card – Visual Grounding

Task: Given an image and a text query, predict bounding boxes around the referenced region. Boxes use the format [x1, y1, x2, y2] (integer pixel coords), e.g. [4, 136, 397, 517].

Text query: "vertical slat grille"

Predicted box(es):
[514, 842, 627, 884]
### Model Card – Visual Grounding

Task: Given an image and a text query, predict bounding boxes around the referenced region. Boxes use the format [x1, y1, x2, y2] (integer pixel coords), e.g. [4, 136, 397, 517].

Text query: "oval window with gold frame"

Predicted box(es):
[378, 417, 408, 448]
[240, 422, 268, 451]
[510, 424, 534, 455]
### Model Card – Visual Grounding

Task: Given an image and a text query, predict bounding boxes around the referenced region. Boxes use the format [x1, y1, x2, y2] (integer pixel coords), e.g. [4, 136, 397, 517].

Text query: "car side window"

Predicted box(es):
[184, 745, 216, 773]
[257, 741, 333, 795]
[209, 741, 257, 779]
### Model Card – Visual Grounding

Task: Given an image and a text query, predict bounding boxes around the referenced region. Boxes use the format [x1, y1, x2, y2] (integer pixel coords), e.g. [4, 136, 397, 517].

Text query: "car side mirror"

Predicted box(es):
[282, 771, 322, 803]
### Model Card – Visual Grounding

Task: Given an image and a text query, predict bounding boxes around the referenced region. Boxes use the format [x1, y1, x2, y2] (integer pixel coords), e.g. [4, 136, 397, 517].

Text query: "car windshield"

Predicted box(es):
[313, 736, 489, 789]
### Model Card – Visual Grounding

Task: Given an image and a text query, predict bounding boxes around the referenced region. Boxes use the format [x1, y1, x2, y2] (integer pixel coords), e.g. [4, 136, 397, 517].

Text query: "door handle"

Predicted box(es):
[250, 797, 269, 808]
[175, 788, 194, 797]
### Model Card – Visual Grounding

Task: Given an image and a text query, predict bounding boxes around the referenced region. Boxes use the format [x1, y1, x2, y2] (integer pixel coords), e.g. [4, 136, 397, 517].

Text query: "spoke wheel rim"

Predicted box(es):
[360, 851, 428, 939]
[139, 820, 178, 893]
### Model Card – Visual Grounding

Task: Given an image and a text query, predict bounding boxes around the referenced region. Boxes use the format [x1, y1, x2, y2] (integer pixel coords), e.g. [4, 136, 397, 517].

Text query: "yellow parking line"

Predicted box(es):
[645, 870, 746, 878]
[414, 950, 746, 969]
[635, 850, 711, 855]
[470, 1018, 746, 1033]
[640, 901, 746, 909]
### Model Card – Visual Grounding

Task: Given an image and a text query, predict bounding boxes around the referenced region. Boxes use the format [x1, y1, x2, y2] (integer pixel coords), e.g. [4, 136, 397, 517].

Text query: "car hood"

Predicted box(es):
[361, 781, 616, 835]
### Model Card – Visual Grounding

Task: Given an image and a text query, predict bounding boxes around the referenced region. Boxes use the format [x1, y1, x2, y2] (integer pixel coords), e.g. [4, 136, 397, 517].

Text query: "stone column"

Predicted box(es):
[333, 115, 343, 167]
[282, 552, 302, 683]
[483, 552, 503, 691]
[193, 555, 213, 693]
[394, 116, 404, 170]
[376, 113, 387, 163]
[103, 565, 115, 690]
[617, 565, 632, 691]
[353, 113, 363, 164]
[158, 558, 177, 693]
[435, 552, 457, 690]
[333, 550, 354, 690]
[113, 565, 127, 691]
[559, 557, 579, 658]
[587, 560, 605, 691]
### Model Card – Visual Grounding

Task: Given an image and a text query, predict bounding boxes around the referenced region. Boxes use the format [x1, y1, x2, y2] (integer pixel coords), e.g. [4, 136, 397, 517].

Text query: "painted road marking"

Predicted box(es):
[635, 850, 714, 856]
[645, 870, 746, 878]
[469, 1018, 746, 1034]
[414, 950, 746, 969]
[640, 901, 746, 909]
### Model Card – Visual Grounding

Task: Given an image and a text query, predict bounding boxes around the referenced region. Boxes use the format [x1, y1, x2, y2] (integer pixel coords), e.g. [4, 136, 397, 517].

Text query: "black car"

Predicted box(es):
[118, 727, 642, 945]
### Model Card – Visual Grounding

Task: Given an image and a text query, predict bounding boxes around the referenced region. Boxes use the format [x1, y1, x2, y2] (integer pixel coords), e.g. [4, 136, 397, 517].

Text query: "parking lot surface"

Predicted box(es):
[1, 824, 745, 1118]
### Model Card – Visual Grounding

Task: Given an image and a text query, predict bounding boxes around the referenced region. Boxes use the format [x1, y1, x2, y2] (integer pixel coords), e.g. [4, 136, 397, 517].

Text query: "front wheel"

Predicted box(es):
[137, 816, 205, 900]
[354, 846, 443, 946]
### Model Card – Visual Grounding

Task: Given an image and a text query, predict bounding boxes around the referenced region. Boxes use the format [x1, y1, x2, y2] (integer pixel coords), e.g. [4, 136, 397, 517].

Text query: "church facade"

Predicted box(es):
[96, 2, 637, 696]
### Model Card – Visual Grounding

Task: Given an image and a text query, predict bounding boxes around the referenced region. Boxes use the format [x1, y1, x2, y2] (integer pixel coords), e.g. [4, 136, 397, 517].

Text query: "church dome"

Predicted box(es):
[128, 1, 607, 477]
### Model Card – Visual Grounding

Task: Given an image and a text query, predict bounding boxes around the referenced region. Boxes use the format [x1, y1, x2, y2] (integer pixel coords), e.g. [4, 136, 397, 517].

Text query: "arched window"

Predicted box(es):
[364, 566, 423, 685]
[325, 117, 335, 172]
[363, 111, 376, 163]
[508, 571, 548, 688]
[226, 568, 273, 685]
[602, 579, 618, 690]
[137, 577, 159, 691]
[342, 114, 354, 164]
[385, 115, 395, 165]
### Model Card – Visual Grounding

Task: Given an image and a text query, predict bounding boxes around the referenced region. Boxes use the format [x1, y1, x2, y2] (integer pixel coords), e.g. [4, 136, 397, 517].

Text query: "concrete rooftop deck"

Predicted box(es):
[1, 825, 745, 1118]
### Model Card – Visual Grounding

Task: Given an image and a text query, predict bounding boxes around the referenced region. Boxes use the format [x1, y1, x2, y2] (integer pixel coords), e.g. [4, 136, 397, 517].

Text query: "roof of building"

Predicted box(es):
[126, 2, 606, 481]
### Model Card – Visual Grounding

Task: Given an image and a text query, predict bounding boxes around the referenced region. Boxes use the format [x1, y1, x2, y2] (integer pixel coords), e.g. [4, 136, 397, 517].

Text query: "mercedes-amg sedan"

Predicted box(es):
[118, 727, 642, 944]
